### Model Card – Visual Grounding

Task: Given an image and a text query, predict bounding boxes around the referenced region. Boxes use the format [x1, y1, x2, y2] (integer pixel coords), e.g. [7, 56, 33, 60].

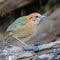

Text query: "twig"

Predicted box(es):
[38, 41, 60, 50]
[12, 36, 28, 46]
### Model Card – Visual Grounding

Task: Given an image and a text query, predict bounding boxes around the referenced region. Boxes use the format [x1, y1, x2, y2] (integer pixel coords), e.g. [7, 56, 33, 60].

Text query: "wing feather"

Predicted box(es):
[7, 16, 27, 31]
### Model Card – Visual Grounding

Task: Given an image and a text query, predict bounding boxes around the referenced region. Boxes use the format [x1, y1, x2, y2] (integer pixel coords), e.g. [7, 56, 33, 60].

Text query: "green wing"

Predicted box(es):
[7, 16, 27, 31]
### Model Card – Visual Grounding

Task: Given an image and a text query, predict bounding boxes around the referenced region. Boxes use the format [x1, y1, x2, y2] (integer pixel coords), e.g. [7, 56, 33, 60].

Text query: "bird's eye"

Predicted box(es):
[35, 16, 38, 18]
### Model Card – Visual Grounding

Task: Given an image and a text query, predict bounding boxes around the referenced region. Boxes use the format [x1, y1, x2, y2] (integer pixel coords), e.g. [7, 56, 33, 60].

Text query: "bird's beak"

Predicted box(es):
[41, 15, 46, 19]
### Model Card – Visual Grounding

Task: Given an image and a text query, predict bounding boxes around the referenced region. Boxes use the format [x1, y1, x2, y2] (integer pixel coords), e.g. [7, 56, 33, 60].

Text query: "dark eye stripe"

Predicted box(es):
[29, 17, 33, 19]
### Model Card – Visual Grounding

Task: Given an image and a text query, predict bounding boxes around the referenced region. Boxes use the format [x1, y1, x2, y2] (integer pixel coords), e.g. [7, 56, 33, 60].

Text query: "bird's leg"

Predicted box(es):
[12, 36, 28, 46]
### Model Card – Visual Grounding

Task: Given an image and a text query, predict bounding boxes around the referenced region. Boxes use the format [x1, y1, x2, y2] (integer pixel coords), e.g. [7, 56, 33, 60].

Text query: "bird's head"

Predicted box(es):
[27, 13, 46, 25]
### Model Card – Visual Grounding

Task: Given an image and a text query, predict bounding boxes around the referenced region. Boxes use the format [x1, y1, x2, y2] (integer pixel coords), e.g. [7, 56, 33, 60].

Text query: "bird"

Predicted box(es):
[5, 13, 46, 46]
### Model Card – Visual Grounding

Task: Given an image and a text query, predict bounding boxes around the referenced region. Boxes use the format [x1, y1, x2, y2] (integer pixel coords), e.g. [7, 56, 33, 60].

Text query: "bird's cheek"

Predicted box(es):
[33, 20, 40, 25]
[30, 19, 39, 25]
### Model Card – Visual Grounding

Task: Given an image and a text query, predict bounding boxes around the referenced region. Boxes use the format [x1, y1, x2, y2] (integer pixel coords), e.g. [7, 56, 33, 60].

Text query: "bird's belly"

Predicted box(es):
[13, 26, 34, 38]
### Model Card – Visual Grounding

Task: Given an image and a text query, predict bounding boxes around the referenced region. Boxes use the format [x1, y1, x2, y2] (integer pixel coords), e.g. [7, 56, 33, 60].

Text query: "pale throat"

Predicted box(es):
[28, 20, 36, 27]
